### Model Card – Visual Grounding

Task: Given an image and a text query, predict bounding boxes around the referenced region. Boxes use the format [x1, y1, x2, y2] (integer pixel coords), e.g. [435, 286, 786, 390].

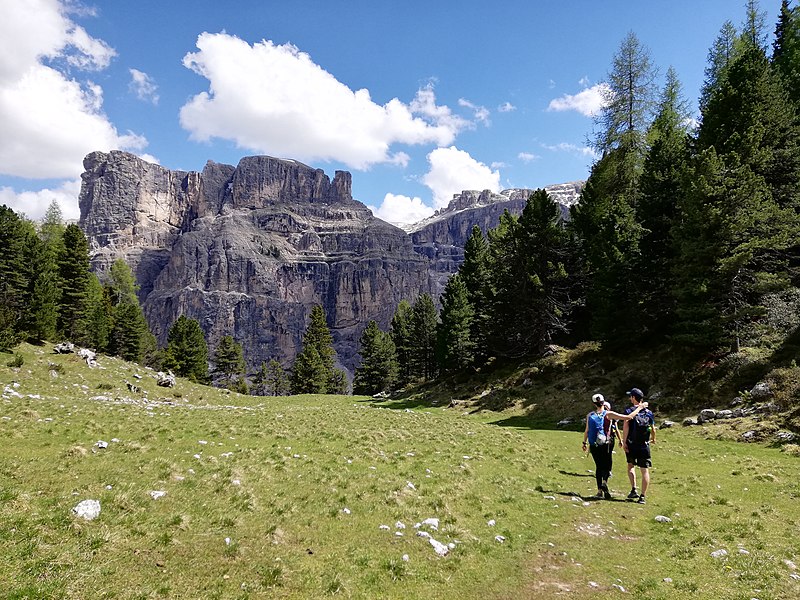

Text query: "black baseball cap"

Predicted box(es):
[626, 387, 644, 400]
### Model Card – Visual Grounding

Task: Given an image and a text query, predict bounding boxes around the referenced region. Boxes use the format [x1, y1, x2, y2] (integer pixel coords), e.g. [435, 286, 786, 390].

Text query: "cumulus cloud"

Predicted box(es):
[368, 193, 434, 226]
[180, 33, 471, 169]
[422, 146, 500, 208]
[518, 152, 540, 163]
[0, 178, 82, 221]
[458, 98, 490, 125]
[0, 0, 147, 181]
[129, 68, 159, 104]
[498, 101, 516, 113]
[547, 83, 610, 117]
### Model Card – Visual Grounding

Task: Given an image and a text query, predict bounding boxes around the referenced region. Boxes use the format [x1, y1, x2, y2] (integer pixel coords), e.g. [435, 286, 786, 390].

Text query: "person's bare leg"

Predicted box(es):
[640, 467, 650, 496]
[627, 462, 637, 491]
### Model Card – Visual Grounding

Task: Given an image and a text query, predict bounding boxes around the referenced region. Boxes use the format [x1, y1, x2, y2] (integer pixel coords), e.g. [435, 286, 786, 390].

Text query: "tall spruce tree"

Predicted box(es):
[252, 359, 290, 396]
[0, 207, 29, 350]
[700, 21, 740, 112]
[633, 67, 692, 337]
[390, 300, 414, 386]
[409, 294, 438, 381]
[291, 305, 345, 394]
[212, 335, 247, 392]
[107, 259, 149, 361]
[773, 0, 800, 105]
[164, 315, 209, 382]
[436, 274, 475, 372]
[57, 224, 91, 345]
[459, 226, 490, 365]
[353, 320, 398, 394]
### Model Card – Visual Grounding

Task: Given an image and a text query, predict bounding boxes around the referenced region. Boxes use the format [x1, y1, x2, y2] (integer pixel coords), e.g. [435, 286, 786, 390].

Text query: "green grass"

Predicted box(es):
[1, 343, 799, 599]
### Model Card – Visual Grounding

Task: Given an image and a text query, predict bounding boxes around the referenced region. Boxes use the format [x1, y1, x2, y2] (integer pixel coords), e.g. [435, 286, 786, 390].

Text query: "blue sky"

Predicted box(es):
[0, 0, 781, 225]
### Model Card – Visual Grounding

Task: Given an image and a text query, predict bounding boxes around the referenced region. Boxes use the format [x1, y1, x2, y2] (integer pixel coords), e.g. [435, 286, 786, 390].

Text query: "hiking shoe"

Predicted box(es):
[603, 490, 613, 500]
[626, 489, 639, 500]
[595, 491, 604, 498]
[637, 495, 646, 504]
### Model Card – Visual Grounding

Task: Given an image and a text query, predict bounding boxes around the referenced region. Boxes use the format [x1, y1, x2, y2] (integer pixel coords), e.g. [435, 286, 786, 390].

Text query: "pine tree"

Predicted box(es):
[353, 320, 398, 395]
[390, 299, 414, 386]
[0, 206, 29, 350]
[57, 224, 91, 345]
[409, 294, 438, 380]
[212, 335, 246, 391]
[435, 274, 475, 372]
[22, 231, 59, 342]
[291, 305, 345, 394]
[164, 315, 209, 383]
[773, 0, 800, 105]
[86, 273, 110, 351]
[700, 21, 739, 112]
[252, 359, 290, 396]
[107, 259, 149, 362]
[634, 67, 692, 336]
[459, 226, 490, 365]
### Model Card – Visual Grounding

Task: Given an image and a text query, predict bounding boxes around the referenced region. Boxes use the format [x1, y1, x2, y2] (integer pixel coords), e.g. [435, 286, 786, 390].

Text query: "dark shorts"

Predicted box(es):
[626, 444, 652, 468]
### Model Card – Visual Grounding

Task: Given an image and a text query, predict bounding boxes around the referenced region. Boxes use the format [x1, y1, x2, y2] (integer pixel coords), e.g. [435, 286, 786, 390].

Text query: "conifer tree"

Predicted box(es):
[85, 273, 110, 351]
[212, 335, 246, 391]
[107, 259, 149, 362]
[164, 315, 209, 383]
[459, 225, 490, 365]
[0, 206, 28, 350]
[390, 299, 414, 386]
[353, 320, 398, 394]
[57, 224, 91, 345]
[773, 0, 800, 105]
[700, 21, 739, 112]
[634, 67, 692, 336]
[252, 359, 290, 396]
[291, 305, 345, 394]
[435, 274, 474, 372]
[409, 294, 438, 380]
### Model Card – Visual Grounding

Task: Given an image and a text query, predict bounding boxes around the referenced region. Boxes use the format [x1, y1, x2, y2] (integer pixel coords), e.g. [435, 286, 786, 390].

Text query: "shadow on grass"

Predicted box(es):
[534, 487, 630, 503]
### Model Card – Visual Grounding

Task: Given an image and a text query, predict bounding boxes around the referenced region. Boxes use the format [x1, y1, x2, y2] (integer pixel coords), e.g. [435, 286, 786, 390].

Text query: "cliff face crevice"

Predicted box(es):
[79, 151, 581, 375]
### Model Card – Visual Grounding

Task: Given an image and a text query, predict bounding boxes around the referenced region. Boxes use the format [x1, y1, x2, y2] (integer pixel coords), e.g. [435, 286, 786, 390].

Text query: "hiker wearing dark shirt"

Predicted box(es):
[622, 387, 656, 504]
[582, 393, 647, 500]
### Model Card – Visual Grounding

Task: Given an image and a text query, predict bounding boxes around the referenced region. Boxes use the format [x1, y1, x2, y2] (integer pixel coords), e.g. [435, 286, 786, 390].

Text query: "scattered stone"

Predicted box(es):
[429, 537, 449, 556]
[342, 508, 351, 514]
[78, 348, 98, 367]
[416, 531, 431, 539]
[150, 490, 167, 500]
[95, 440, 108, 449]
[487, 519, 496, 527]
[495, 535, 506, 543]
[126, 382, 141, 394]
[750, 382, 772, 400]
[660, 420, 675, 429]
[612, 584, 626, 592]
[54, 342, 74, 354]
[395, 521, 406, 529]
[156, 372, 176, 387]
[783, 559, 797, 570]
[663, 578, 673, 583]
[776, 432, 797, 443]
[556, 418, 573, 428]
[742, 431, 758, 441]
[699, 408, 717, 423]
[738, 548, 750, 555]
[420, 518, 439, 530]
[682, 417, 698, 426]
[710, 549, 728, 559]
[402, 554, 409, 562]
[716, 409, 734, 419]
[654, 515, 672, 523]
[588, 582, 599, 589]
[379, 525, 390, 531]
[543, 495, 556, 500]
[730, 396, 744, 407]
[73, 499, 101, 520]
[406, 481, 416, 490]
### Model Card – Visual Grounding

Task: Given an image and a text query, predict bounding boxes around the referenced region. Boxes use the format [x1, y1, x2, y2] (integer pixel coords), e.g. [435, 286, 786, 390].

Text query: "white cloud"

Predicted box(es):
[368, 193, 434, 226]
[542, 142, 599, 159]
[180, 33, 471, 170]
[458, 98, 490, 125]
[129, 68, 159, 104]
[422, 146, 501, 208]
[490, 161, 508, 169]
[518, 152, 540, 163]
[547, 83, 610, 117]
[578, 76, 590, 87]
[498, 101, 516, 113]
[0, 0, 147, 180]
[0, 178, 82, 221]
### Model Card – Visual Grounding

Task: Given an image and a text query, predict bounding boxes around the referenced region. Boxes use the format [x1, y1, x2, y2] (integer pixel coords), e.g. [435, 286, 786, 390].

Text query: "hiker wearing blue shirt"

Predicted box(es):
[622, 387, 656, 504]
[582, 393, 648, 500]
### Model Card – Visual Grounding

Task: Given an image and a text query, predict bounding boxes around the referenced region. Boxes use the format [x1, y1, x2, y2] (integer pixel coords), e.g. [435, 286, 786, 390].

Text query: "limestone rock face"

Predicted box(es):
[79, 151, 429, 374]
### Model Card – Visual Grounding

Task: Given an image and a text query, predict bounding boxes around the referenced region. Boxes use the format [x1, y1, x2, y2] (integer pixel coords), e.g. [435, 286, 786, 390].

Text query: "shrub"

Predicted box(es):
[6, 353, 23, 368]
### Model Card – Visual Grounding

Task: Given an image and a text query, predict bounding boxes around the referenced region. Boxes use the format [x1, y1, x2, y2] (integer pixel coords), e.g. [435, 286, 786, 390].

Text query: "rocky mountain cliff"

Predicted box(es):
[78, 151, 581, 375]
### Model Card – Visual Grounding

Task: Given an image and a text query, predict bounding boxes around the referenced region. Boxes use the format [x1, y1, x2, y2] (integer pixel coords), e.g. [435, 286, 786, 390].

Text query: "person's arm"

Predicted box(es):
[622, 420, 630, 452]
[582, 415, 589, 451]
[650, 414, 656, 444]
[607, 401, 648, 421]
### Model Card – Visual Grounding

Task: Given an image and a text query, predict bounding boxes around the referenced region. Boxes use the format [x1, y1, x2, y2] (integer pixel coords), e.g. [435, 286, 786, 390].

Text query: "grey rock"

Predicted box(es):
[730, 396, 744, 407]
[682, 417, 698, 426]
[716, 409, 734, 419]
[72, 499, 101, 520]
[699, 408, 718, 423]
[750, 382, 773, 400]
[660, 420, 675, 429]
[556, 418, 573, 428]
[732, 407, 744, 418]
[156, 372, 176, 387]
[742, 430, 758, 441]
[53, 342, 74, 354]
[776, 431, 797, 443]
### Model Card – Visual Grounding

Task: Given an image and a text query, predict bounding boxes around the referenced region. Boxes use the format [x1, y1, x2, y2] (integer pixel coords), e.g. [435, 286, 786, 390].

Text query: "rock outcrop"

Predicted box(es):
[79, 151, 430, 374]
[79, 151, 582, 375]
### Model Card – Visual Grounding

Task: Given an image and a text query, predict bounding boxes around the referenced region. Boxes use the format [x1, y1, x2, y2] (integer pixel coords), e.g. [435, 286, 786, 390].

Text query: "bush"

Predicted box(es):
[6, 353, 23, 368]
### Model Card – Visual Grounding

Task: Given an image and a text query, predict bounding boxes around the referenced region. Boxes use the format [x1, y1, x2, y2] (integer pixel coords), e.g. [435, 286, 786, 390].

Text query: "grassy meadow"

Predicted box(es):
[1, 343, 800, 599]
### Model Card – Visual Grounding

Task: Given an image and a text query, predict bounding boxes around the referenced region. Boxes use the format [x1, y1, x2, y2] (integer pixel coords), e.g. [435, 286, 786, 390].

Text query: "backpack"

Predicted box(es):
[589, 410, 608, 446]
[631, 410, 652, 446]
